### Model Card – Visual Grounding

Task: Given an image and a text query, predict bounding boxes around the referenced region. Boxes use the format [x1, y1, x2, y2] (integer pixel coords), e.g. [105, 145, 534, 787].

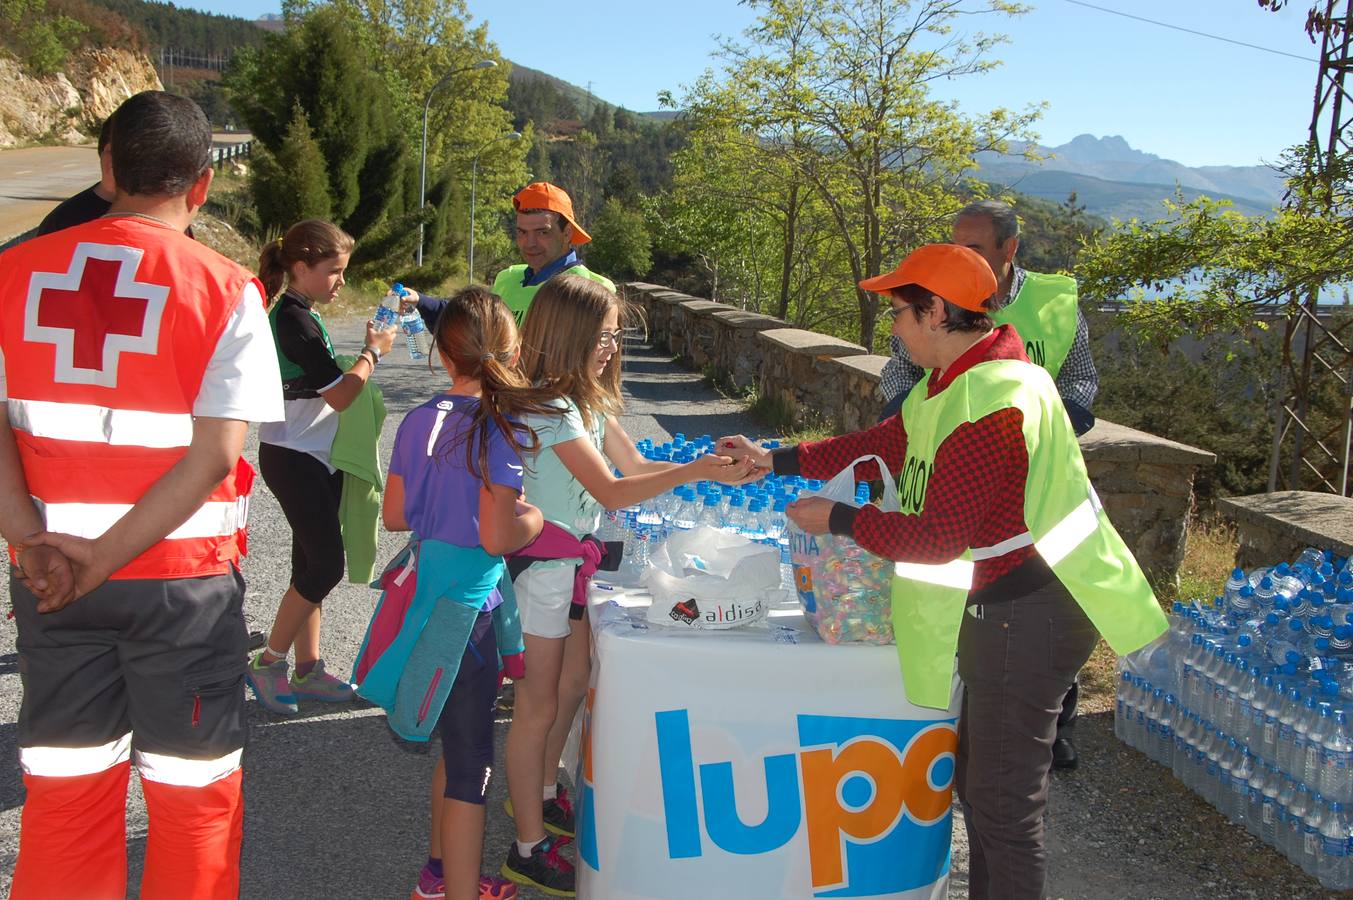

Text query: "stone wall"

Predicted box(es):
[1216, 492, 1353, 569]
[624, 281, 1217, 583]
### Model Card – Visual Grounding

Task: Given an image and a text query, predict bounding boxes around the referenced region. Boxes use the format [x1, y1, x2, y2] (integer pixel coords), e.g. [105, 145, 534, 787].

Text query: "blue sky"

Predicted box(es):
[180, 0, 1319, 168]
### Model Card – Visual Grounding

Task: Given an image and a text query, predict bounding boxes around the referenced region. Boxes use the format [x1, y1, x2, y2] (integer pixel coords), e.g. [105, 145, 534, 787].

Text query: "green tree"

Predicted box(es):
[249, 105, 332, 230]
[289, 0, 529, 270]
[2, 0, 87, 75]
[226, 5, 405, 231]
[588, 198, 653, 279]
[669, 0, 1040, 350]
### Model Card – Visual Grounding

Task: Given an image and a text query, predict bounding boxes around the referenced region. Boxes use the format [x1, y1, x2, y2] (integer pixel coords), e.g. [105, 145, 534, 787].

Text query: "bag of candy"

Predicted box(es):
[788, 455, 899, 645]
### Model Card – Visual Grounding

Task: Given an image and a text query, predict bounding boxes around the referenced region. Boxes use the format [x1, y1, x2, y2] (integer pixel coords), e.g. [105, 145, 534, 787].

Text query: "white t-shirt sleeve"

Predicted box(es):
[193, 281, 286, 422]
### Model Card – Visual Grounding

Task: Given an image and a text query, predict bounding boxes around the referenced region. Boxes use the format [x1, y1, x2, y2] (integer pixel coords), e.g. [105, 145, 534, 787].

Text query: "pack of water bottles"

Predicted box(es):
[595, 433, 807, 591]
[1115, 547, 1353, 888]
[373, 284, 433, 360]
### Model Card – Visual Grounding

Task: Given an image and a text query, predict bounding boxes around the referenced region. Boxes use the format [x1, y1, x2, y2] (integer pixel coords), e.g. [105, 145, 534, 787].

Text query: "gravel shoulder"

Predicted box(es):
[0, 319, 1324, 898]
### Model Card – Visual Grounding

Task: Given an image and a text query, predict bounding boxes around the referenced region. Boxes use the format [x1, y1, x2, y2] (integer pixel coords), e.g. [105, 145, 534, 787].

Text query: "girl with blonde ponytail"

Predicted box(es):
[379, 286, 553, 900]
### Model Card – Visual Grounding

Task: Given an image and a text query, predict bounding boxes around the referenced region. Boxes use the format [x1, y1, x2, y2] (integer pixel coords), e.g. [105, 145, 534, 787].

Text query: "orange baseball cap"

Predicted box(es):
[512, 181, 591, 245]
[858, 244, 997, 312]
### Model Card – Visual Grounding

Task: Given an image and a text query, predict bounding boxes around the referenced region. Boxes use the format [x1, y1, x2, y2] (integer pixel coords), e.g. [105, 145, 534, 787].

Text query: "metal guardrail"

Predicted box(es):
[211, 140, 252, 165]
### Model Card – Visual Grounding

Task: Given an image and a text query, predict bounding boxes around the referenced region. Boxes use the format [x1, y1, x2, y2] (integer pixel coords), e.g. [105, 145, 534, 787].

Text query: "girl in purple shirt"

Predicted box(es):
[383, 286, 558, 900]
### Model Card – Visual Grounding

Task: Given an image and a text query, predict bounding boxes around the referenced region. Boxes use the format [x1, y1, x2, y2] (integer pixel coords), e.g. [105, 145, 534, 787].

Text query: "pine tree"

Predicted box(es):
[226, 4, 405, 235]
[249, 105, 332, 232]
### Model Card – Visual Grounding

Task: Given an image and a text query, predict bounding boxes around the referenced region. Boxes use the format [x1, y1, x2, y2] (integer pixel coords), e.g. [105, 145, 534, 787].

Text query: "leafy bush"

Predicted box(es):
[2, 0, 88, 75]
[587, 197, 652, 279]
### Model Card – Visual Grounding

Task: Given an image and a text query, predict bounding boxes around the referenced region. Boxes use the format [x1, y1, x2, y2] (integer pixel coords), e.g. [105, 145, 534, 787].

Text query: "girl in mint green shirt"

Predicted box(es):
[498, 273, 758, 895]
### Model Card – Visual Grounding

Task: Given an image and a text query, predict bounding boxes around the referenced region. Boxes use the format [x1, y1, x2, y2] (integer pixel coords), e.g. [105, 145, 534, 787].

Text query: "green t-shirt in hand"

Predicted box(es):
[521, 398, 607, 544]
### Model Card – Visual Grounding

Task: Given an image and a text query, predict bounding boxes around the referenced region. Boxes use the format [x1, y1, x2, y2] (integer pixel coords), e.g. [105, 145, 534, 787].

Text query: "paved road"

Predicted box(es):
[0, 315, 1301, 898]
[0, 145, 99, 242]
[0, 135, 252, 243]
[0, 320, 786, 899]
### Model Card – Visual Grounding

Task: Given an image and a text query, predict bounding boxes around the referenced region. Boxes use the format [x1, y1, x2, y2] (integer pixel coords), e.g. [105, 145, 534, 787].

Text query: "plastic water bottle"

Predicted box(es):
[1261, 765, 1284, 847]
[374, 291, 401, 330]
[1172, 710, 1194, 782]
[1286, 783, 1314, 864]
[1209, 730, 1231, 808]
[1115, 671, 1132, 744]
[1324, 711, 1353, 804]
[1219, 738, 1242, 817]
[1279, 688, 1305, 774]
[627, 526, 652, 571]
[1303, 792, 1328, 876]
[1308, 705, 1336, 787]
[743, 498, 768, 543]
[1158, 693, 1178, 768]
[636, 494, 665, 535]
[725, 492, 749, 535]
[399, 309, 432, 360]
[1320, 799, 1353, 889]
[1224, 567, 1249, 604]
[1258, 675, 1283, 762]
[1296, 547, 1327, 582]
[1230, 746, 1255, 826]
[695, 494, 723, 530]
[1144, 689, 1164, 761]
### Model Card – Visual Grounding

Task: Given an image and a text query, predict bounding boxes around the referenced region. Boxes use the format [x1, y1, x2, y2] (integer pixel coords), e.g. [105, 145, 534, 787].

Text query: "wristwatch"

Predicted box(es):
[362, 345, 381, 364]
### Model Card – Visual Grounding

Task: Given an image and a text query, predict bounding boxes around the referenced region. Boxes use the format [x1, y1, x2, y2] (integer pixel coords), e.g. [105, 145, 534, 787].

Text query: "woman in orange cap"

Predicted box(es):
[719, 243, 1165, 899]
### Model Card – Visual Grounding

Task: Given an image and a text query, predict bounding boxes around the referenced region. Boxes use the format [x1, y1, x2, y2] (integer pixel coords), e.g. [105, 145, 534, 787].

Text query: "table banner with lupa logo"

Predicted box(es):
[578, 586, 959, 900]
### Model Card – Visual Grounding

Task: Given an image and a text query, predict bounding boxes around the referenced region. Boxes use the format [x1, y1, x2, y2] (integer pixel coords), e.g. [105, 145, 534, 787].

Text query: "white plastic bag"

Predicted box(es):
[643, 526, 780, 629]
[788, 455, 899, 644]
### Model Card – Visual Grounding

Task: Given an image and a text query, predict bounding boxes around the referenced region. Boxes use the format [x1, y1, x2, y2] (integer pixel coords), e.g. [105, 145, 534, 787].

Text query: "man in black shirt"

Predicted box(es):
[35, 116, 116, 236]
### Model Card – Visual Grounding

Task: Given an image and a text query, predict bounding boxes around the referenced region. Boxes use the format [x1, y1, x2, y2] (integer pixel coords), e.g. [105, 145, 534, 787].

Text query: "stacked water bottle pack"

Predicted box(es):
[1116, 548, 1353, 889]
[594, 433, 827, 590]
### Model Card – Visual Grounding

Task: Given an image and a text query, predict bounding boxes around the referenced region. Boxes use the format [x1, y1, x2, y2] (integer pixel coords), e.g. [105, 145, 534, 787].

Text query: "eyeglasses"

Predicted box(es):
[883, 305, 905, 321]
[597, 329, 628, 350]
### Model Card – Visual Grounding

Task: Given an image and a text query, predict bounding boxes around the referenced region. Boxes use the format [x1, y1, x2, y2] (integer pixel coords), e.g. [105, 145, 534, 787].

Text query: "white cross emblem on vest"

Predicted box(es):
[25, 243, 169, 387]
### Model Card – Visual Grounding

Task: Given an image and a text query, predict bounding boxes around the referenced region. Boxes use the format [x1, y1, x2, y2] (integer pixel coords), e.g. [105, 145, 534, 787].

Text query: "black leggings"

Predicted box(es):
[437, 610, 499, 803]
[259, 442, 344, 604]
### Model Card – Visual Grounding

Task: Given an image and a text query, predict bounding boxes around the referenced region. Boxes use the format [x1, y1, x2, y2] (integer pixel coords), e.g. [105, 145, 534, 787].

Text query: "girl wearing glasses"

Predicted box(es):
[498, 274, 758, 896]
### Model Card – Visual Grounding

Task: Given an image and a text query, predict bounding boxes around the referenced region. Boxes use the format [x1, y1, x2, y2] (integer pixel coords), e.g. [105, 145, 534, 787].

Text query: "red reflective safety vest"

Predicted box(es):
[0, 217, 264, 579]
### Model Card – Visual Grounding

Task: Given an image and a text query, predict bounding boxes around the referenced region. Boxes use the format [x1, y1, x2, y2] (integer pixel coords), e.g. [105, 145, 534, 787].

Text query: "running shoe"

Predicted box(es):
[411, 865, 444, 900]
[245, 654, 298, 715]
[478, 875, 517, 899]
[501, 836, 575, 897]
[503, 782, 575, 837]
[289, 658, 355, 702]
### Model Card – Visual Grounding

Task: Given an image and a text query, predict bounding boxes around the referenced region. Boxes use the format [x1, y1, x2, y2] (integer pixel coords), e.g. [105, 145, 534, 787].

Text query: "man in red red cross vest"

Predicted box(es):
[0, 91, 283, 899]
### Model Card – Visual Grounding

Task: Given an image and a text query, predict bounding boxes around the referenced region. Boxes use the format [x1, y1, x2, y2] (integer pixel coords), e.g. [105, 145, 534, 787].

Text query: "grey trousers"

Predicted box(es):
[955, 580, 1099, 900]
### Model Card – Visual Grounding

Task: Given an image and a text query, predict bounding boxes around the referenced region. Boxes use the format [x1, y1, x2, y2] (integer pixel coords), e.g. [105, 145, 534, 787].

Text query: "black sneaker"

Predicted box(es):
[1052, 734, 1079, 770]
[503, 782, 576, 837]
[501, 835, 575, 897]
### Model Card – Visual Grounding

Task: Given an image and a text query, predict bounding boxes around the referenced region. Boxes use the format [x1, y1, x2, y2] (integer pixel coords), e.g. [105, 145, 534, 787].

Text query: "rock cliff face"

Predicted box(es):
[0, 48, 162, 147]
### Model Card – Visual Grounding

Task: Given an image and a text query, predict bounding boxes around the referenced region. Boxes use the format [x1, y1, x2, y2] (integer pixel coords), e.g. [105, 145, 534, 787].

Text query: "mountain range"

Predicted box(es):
[972, 134, 1287, 221]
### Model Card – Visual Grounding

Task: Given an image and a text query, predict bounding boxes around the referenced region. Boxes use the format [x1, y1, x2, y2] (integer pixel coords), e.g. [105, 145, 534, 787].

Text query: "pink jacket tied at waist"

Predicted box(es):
[506, 521, 623, 609]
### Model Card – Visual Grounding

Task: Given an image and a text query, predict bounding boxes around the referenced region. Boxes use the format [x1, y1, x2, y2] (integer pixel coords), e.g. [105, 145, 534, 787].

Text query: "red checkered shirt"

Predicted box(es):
[789, 325, 1033, 591]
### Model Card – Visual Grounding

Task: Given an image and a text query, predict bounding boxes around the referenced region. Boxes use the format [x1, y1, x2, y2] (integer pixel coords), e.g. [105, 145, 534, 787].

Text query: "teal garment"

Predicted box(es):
[353, 538, 519, 741]
[331, 353, 386, 583]
[520, 398, 606, 546]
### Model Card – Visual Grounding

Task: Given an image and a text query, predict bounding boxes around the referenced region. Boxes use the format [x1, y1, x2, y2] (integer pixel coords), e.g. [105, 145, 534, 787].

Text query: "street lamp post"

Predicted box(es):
[418, 58, 496, 267]
[468, 131, 521, 282]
